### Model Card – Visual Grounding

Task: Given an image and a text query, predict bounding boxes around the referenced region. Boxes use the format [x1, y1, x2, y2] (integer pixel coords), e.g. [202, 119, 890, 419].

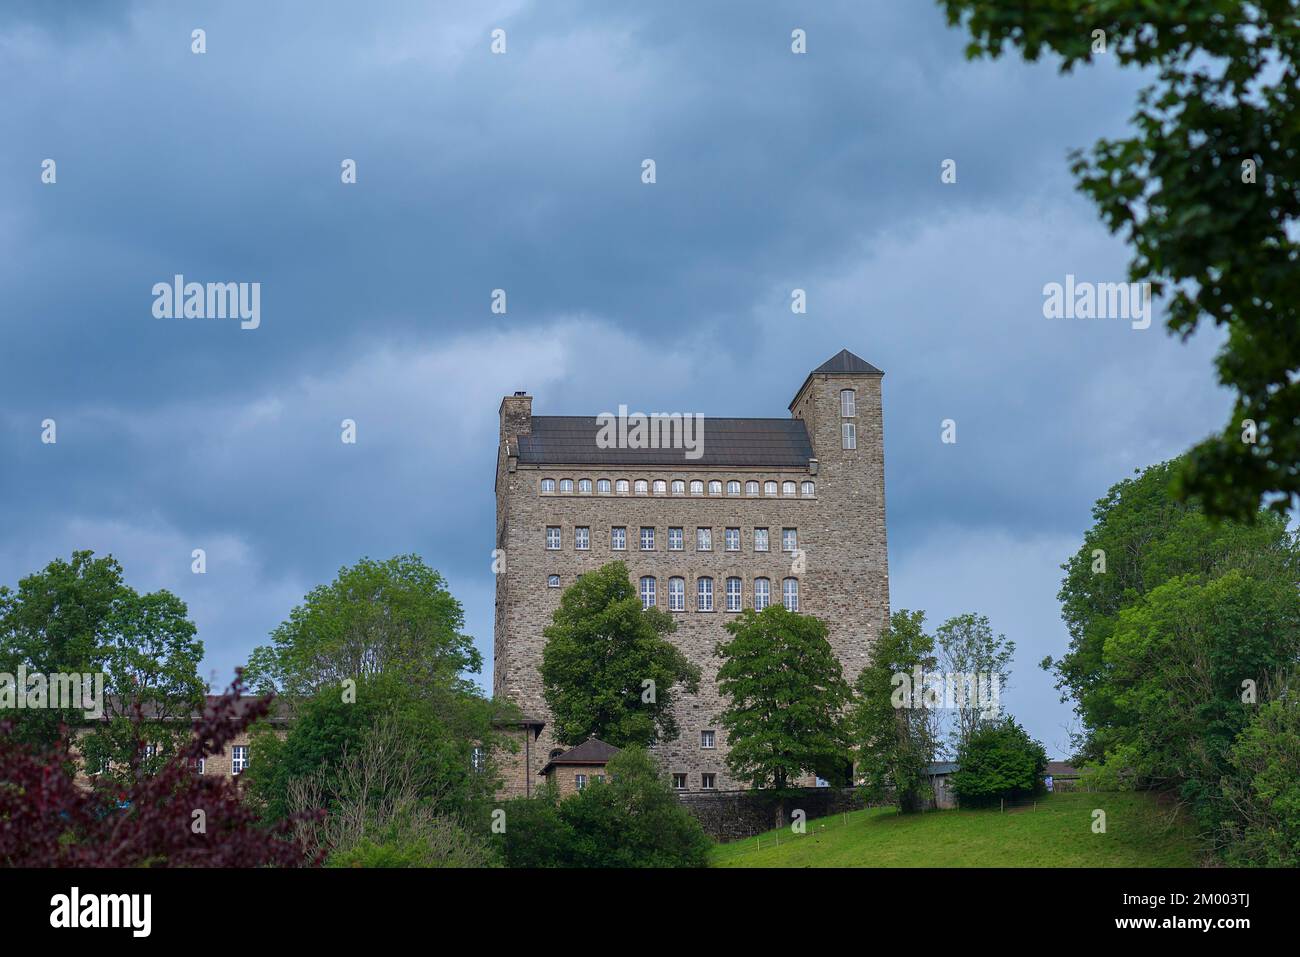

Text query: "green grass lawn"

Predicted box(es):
[710, 791, 1204, 867]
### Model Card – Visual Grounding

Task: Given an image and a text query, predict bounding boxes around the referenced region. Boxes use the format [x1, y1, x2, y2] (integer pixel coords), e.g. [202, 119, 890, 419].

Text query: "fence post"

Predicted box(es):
[1000, 798, 1004, 813]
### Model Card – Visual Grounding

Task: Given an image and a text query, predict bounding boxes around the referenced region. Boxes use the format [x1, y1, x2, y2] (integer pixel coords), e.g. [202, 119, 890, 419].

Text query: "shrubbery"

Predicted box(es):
[951, 718, 1047, 807]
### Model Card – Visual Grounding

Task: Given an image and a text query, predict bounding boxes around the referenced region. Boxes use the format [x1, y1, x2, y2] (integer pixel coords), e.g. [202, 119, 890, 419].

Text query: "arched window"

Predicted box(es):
[782, 481, 796, 496]
[640, 576, 656, 609]
[726, 480, 741, 496]
[725, 577, 742, 612]
[764, 481, 778, 497]
[841, 389, 856, 418]
[578, 479, 592, 494]
[708, 480, 722, 496]
[668, 577, 686, 612]
[801, 481, 815, 497]
[597, 479, 611, 494]
[672, 480, 685, 495]
[541, 479, 556, 493]
[842, 422, 856, 449]
[783, 578, 799, 612]
[697, 577, 714, 612]
[754, 578, 771, 611]
[653, 479, 667, 495]
[690, 480, 704, 496]
[559, 479, 573, 494]
[745, 481, 759, 497]
[616, 479, 630, 495]
[634, 479, 648, 495]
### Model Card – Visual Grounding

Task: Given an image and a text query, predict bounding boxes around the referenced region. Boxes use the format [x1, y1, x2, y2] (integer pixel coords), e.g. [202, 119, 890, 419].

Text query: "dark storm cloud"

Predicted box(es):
[0, 0, 1229, 748]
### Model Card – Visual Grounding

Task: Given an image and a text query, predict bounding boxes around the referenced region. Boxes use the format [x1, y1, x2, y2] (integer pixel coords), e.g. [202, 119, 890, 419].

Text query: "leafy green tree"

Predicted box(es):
[716, 606, 852, 792]
[934, 612, 1015, 754]
[245, 555, 479, 698]
[950, 717, 1048, 808]
[849, 610, 938, 813]
[0, 551, 204, 779]
[1223, 684, 1300, 867]
[941, 0, 1300, 519]
[540, 562, 699, 748]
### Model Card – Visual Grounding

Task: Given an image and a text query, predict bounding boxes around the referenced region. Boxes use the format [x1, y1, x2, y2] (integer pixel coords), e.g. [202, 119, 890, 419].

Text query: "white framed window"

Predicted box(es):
[668, 527, 684, 551]
[578, 478, 592, 494]
[634, 479, 649, 495]
[782, 528, 798, 552]
[597, 478, 611, 494]
[671, 480, 685, 496]
[754, 577, 771, 611]
[782, 481, 797, 496]
[801, 481, 815, 497]
[690, 480, 704, 496]
[546, 526, 561, 550]
[196, 758, 205, 775]
[668, 577, 686, 611]
[764, 481, 778, 497]
[708, 480, 722, 496]
[653, 479, 667, 495]
[640, 527, 655, 550]
[701, 730, 716, 749]
[640, 576, 656, 609]
[842, 423, 856, 450]
[745, 480, 759, 497]
[724, 527, 740, 551]
[672, 773, 687, 790]
[697, 577, 714, 612]
[471, 746, 486, 773]
[541, 478, 556, 494]
[594, 775, 605, 785]
[754, 528, 770, 552]
[701, 773, 716, 790]
[725, 577, 742, 612]
[547, 575, 561, 588]
[783, 577, 799, 612]
[559, 479, 573, 494]
[696, 527, 712, 551]
[841, 389, 856, 418]
[611, 527, 626, 550]
[726, 480, 741, 496]
[616, 479, 630, 495]
[231, 745, 249, 775]
[575, 774, 588, 790]
[575, 526, 590, 550]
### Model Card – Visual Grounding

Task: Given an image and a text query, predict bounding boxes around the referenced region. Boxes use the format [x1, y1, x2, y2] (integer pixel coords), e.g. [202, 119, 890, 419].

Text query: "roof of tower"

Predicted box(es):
[812, 348, 883, 376]
[516, 416, 814, 467]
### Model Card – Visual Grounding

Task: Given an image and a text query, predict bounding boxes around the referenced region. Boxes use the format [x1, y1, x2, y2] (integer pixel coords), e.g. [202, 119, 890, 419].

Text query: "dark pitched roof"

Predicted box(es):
[927, 761, 960, 776]
[812, 349, 883, 376]
[516, 416, 814, 468]
[539, 738, 621, 774]
[1045, 762, 1080, 778]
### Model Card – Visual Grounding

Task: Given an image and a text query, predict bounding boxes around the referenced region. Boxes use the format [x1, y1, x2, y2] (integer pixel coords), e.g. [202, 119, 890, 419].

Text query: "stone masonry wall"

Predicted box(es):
[678, 787, 873, 842]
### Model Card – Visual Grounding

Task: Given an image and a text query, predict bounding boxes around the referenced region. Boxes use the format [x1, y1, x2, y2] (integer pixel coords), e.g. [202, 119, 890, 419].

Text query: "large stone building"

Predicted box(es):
[493, 349, 889, 794]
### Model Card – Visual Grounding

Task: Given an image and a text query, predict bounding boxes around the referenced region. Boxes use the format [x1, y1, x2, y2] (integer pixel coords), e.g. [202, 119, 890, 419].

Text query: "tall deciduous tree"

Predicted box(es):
[541, 562, 699, 748]
[942, 0, 1300, 519]
[850, 610, 939, 814]
[934, 613, 1015, 754]
[716, 606, 851, 791]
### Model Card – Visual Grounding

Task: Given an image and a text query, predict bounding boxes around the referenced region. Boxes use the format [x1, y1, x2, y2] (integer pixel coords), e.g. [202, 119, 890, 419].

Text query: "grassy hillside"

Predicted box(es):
[710, 792, 1203, 867]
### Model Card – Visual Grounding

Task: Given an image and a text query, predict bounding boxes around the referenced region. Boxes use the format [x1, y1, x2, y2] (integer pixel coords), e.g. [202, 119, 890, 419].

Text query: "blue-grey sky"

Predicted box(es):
[2, 1, 1231, 757]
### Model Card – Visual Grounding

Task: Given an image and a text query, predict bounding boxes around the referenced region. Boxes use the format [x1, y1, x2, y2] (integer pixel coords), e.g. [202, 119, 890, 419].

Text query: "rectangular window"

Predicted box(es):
[471, 746, 485, 772]
[725, 577, 742, 612]
[672, 773, 687, 790]
[640, 576, 656, 609]
[196, 758, 205, 776]
[697, 577, 714, 612]
[782, 528, 798, 552]
[547, 575, 560, 588]
[783, 578, 800, 612]
[696, 528, 712, 551]
[841, 389, 856, 417]
[546, 526, 561, 550]
[611, 527, 626, 550]
[594, 775, 605, 785]
[640, 527, 655, 550]
[701, 773, 716, 790]
[574, 526, 590, 550]
[231, 745, 249, 775]
[754, 578, 771, 611]
[669, 578, 685, 612]
[724, 527, 740, 551]
[668, 527, 684, 551]
[754, 528, 769, 552]
[575, 774, 587, 790]
[842, 422, 856, 450]
[701, 730, 716, 749]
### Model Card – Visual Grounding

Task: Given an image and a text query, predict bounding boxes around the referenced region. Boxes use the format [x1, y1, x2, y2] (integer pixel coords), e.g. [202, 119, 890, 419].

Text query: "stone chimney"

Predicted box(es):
[499, 391, 533, 448]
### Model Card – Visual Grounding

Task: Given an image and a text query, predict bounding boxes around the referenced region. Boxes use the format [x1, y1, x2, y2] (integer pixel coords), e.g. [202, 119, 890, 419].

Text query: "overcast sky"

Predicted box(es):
[1, 1, 1232, 757]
